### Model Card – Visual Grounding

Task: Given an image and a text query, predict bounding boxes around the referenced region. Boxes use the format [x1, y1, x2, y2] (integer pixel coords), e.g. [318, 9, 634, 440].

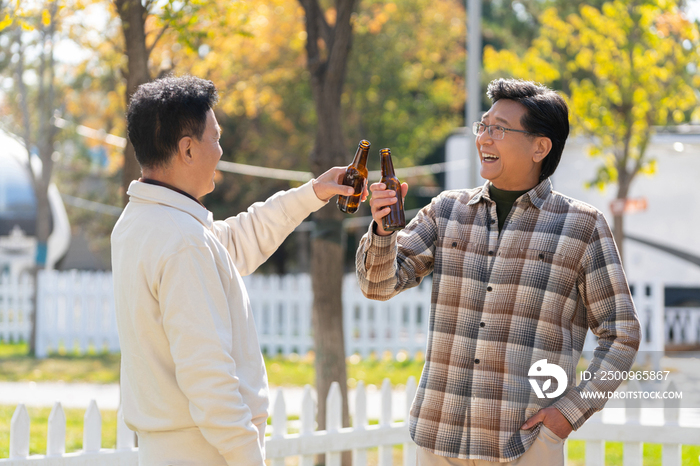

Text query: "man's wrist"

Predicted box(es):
[372, 220, 394, 237]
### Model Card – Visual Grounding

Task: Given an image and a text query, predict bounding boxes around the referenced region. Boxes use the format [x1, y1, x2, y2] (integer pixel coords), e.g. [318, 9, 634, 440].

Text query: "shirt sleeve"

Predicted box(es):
[158, 245, 265, 466]
[356, 197, 439, 301]
[213, 181, 326, 276]
[553, 211, 641, 430]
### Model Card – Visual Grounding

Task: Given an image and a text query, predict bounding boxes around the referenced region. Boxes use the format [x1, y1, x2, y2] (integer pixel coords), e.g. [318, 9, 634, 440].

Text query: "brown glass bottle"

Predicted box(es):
[379, 148, 406, 231]
[337, 139, 371, 214]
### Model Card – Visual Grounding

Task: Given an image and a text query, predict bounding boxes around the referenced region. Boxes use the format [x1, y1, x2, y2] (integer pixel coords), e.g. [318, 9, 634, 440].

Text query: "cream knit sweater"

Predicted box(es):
[111, 180, 326, 465]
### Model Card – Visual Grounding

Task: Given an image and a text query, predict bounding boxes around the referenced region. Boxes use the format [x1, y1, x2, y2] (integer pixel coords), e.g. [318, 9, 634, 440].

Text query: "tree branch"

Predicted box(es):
[324, 0, 356, 94]
[317, 5, 332, 51]
[13, 28, 32, 156]
[299, 0, 323, 76]
[146, 24, 169, 56]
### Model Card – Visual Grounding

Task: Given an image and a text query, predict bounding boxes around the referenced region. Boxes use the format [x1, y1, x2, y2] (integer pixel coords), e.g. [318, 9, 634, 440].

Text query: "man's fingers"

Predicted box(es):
[369, 182, 386, 193]
[401, 182, 409, 199]
[521, 412, 544, 430]
[369, 196, 397, 211]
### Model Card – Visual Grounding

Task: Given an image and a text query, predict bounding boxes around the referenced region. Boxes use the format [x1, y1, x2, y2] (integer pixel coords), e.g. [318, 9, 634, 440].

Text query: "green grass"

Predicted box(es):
[566, 440, 700, 466]
[265, 351, 425, 387]
[0, 405, 117, 458]
[0, 342, 120, 384]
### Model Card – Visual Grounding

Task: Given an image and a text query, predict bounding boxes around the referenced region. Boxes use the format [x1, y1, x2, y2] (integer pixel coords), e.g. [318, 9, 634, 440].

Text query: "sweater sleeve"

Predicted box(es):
[213, 181, 326, 276]
[158, 245, 265, 466]
[553, 212, 641, 430]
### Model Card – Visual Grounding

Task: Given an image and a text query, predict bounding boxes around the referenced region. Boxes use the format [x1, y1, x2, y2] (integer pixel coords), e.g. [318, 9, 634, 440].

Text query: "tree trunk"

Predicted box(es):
[613, 169, 631, 266]
[115, 0, 151, 206]
[17, 1, 59, 355]
[308, 60, 353, 466]
[298, 1, 356, 464]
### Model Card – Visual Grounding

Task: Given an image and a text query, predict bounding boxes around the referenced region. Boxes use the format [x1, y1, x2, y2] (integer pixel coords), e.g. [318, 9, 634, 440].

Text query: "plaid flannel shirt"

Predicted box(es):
[356, 179, 640, 461]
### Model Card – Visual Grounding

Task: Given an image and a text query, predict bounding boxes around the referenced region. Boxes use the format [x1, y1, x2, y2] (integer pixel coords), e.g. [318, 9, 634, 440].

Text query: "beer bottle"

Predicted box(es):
[337, 139, 371, 214]
[379, 148, 406, 231]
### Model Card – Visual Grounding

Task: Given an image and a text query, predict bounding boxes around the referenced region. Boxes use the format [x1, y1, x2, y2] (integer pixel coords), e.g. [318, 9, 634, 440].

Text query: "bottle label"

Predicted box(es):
[343, 169, 364, 195]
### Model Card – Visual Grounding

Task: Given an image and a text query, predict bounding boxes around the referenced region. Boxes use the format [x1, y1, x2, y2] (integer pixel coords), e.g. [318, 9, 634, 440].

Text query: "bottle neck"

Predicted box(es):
[380, 153, 395, 177]
[352, 146, 369, 168]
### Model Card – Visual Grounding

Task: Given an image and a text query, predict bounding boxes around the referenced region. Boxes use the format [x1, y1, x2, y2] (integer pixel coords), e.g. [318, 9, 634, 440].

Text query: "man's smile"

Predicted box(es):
[481, 151, 500, 162]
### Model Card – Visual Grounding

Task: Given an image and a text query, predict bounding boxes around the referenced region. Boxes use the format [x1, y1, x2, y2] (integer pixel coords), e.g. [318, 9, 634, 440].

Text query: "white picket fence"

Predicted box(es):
[2, 401, 137, 465]
[0, 272, 33, 343]
[2, 377, 699, 465]
[34, 270, 119, 358]
[248, 274, 430, 358]
[1, 269, 699, 358]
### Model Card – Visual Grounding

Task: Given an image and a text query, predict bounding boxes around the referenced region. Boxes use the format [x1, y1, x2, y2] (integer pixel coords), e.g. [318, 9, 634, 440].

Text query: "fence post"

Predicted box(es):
[352, 381, 368, 466]
[10, 404, 30, 459]
[622, 380, 642, 466]
[650, 282, 665, 370]
[83, 399, 102, 453]
[404, 376, 417, 466]
[35, 271, 47, 358]
[378, 378, 393, 466]
[299, 384, 316, 466]
[19, 272, 33, 343]
[662, 381, 682, 465]
[46, 402, 66, 456]
[116, 407, 136, 450]
[326, 382, 342, 466]
[584, 412, 605, 466]
[271, 388, 286, 466]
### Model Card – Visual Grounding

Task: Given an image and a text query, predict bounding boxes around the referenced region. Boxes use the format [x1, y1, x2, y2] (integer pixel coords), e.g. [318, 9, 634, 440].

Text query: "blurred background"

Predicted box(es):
[1, 0, 700, 462]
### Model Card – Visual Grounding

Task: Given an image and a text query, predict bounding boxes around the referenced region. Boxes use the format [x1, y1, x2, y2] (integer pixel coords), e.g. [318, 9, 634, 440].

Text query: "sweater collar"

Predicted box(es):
[126, 180, 214, 228]
[467, 178, 552, 210]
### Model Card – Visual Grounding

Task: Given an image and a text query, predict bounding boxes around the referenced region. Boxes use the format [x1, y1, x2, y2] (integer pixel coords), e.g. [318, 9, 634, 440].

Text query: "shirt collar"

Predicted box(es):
[139, 178, 205, 208]
[467, 178, 552, 210]
[126, 180, 214, 228]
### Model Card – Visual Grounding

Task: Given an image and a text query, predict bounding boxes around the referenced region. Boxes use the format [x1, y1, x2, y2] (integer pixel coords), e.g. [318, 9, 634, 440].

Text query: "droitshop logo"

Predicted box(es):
[528, 359, 568, 399]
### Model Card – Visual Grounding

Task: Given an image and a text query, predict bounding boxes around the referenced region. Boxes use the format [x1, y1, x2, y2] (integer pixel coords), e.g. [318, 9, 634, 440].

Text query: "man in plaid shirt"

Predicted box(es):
[356, 78, 641, 465]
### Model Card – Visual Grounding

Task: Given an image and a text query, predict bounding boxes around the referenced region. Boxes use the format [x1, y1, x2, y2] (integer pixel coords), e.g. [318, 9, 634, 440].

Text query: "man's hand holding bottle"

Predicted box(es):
[369, 181, 409, 236]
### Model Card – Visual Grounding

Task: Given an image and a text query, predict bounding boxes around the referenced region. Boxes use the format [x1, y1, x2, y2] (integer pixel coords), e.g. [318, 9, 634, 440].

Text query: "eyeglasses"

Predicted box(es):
[472, 122, 537, 140]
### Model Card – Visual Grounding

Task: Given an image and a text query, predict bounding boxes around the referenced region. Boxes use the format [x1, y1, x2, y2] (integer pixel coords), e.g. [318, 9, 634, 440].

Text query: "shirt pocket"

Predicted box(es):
[521, 248, 579, 290]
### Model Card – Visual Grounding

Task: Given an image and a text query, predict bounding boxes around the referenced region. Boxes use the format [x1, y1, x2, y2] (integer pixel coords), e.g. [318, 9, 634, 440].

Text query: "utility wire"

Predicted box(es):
[60, 193, 123, 217]
[57, 119, 466, 182]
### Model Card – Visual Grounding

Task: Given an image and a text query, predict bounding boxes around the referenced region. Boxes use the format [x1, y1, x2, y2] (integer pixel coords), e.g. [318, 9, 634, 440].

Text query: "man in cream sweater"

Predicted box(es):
[111, 76, 357, 465]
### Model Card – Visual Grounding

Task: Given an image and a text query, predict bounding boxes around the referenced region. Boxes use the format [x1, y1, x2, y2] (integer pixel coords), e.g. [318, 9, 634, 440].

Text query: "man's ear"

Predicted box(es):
[533, 136, 552, 164]
[178, 136, 194, 165]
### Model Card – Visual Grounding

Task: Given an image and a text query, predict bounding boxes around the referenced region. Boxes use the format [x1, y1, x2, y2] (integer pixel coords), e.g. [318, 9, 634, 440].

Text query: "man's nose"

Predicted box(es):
[476, 128, 493, 145]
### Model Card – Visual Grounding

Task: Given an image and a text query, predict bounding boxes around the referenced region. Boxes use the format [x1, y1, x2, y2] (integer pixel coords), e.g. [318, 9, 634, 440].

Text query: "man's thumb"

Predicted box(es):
[521, 412, 542, 430]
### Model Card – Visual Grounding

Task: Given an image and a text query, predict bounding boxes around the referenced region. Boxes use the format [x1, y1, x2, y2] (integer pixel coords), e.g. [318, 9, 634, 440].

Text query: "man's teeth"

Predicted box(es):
[483, 154, 499, 160]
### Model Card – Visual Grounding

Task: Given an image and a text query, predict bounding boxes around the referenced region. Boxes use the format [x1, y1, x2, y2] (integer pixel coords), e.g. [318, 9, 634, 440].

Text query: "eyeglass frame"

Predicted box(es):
[472, 121, 539, 140]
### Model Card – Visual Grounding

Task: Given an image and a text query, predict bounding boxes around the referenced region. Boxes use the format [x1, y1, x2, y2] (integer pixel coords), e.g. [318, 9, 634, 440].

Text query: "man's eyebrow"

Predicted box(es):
[481, 113, 512, 126]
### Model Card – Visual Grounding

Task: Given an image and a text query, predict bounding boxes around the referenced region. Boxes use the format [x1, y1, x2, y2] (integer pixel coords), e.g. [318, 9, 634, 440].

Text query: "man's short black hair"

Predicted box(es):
[486, 78, 569, 181]
[126, 75, 219, 169]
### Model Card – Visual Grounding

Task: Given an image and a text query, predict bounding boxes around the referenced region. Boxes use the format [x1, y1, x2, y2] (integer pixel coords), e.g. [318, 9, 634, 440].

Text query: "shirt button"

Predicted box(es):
[538, 253, 544, 259]
[480, 322, 485, 327]
[474, 359, 480, 364]
[490, 219, 496, 224]
[486, 286, 493, 292]
[488, 250, 494, 256]
[452, 241, 457, 247]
